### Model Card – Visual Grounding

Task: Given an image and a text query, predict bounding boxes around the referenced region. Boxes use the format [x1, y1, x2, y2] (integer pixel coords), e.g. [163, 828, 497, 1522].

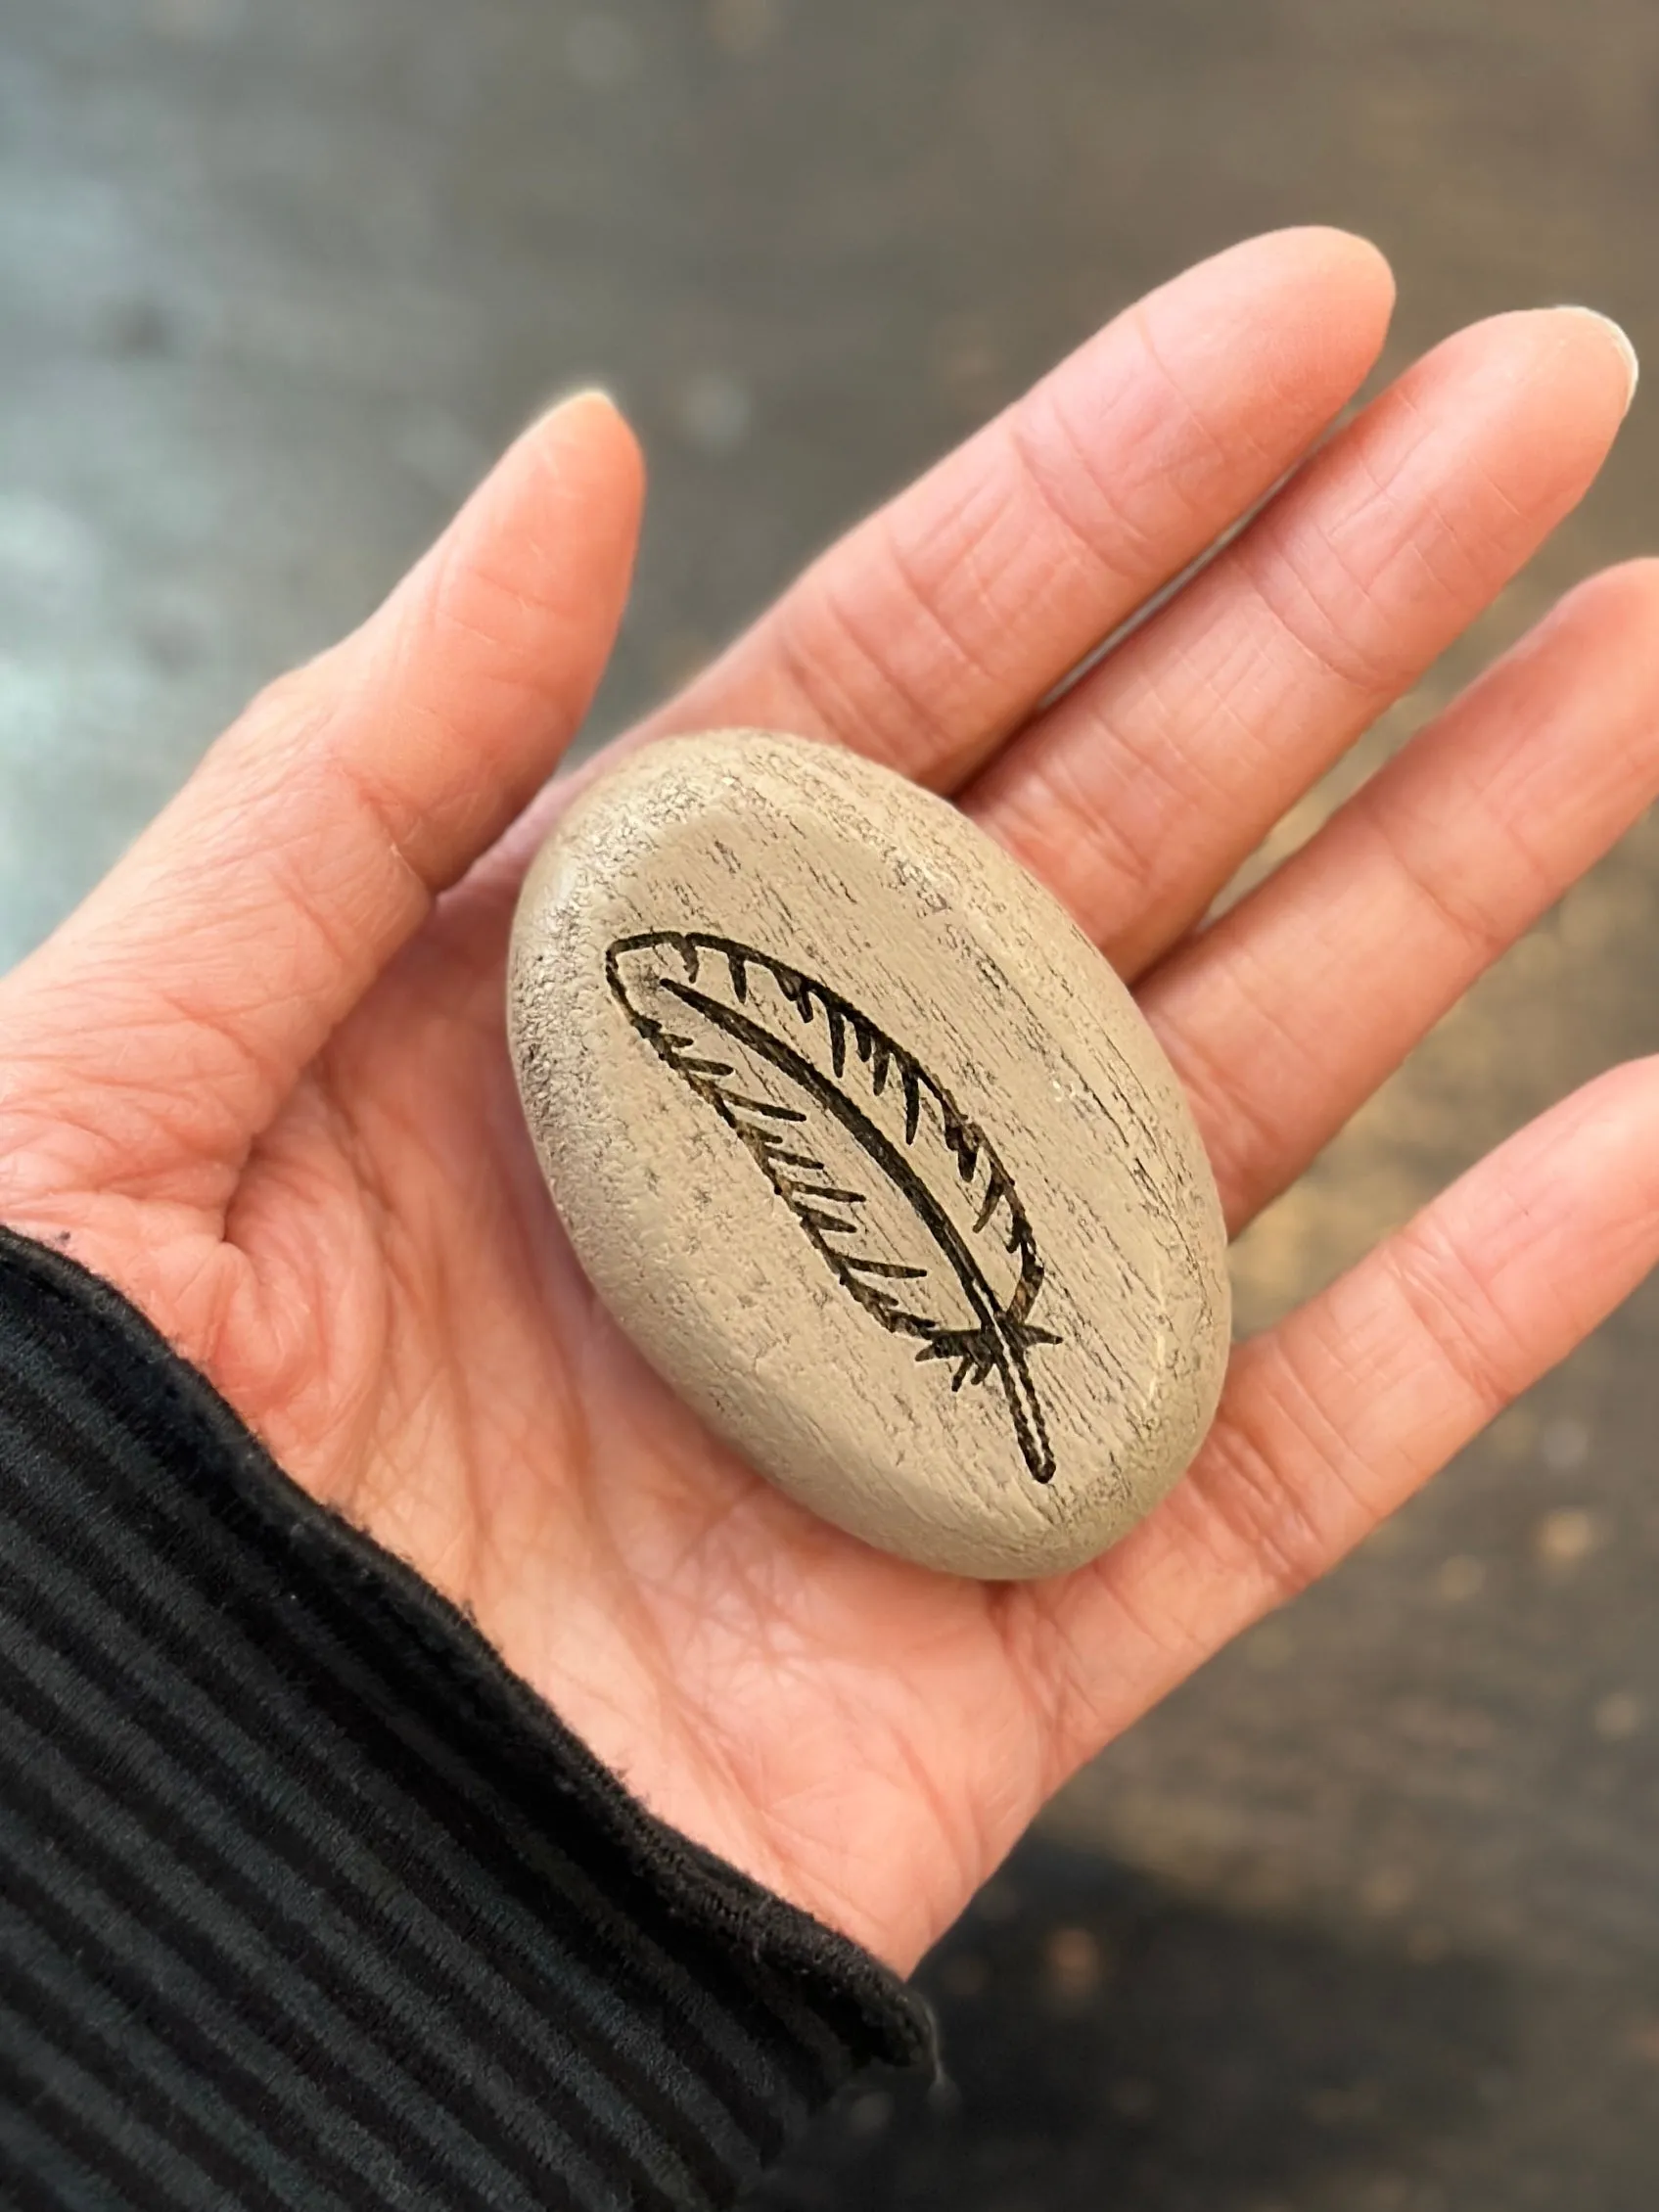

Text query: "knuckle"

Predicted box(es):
[1148, 958, 1316, 1226]
[1235, 517, 1420, 701]
[1384, 1215, 1528, 1420]
[1189, 1384, 1346, 1609]
[776, 540, 979, 775]
[1008, 306, 1256, 575]
[1003, 390, 1156, 586]
[237, 657, 340, 761]
[1362, 796, 1544, 972]
[990, 732, 1162, 923]
[1182, 1313, 1390, 1612]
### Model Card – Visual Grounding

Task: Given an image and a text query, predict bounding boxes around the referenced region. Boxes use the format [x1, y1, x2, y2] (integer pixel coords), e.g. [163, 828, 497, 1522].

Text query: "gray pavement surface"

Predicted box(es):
[4, 2, 1658, 2205]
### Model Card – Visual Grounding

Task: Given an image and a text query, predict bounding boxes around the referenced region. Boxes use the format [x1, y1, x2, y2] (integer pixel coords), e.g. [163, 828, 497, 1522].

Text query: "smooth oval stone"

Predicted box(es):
[508, 729, 1229, 1580]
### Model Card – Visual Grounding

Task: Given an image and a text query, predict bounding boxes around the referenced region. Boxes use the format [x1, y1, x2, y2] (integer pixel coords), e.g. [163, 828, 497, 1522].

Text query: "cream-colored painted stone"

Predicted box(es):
[509, 730, 1230, 1579]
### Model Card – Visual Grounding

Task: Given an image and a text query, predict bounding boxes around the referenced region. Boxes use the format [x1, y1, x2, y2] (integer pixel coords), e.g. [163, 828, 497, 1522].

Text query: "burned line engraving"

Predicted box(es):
[606, 929, 1061, 1484]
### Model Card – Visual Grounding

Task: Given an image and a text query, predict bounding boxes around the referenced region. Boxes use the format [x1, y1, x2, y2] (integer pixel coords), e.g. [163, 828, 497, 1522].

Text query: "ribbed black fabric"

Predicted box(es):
[0, 1226, 933, 2211]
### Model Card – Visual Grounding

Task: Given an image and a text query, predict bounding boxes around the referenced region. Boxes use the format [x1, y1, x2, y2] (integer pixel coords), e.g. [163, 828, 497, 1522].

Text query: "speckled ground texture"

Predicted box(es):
[3, 3, 1657, 2206]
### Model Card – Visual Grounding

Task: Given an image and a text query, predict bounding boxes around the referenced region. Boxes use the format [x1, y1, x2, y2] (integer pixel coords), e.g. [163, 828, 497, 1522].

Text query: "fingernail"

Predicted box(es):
[554, 385, 621, 411]
[1554, 306, 1639, 415]
[525, 386, 622, 438]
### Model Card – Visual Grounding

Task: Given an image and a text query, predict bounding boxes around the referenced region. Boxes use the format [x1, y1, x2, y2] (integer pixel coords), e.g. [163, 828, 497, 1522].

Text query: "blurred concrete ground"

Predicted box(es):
[3, 0, 1657, 2203]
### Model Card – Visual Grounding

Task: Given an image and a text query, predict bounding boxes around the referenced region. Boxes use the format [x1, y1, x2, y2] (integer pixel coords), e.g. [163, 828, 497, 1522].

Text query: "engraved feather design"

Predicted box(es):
[606, 930, 1061, 1484]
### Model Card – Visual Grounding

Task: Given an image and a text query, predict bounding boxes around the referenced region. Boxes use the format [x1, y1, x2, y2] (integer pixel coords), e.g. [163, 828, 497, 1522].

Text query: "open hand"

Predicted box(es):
[3, 229, 1654, 1973]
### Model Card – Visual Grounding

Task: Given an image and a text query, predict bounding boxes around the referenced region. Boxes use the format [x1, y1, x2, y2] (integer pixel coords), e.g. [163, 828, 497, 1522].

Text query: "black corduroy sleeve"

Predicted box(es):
[0, 1226, 933, 2212]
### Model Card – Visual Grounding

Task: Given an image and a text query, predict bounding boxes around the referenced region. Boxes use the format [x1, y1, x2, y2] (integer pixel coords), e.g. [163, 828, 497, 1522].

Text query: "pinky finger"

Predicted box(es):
[1037, 1059, 1659, 1760]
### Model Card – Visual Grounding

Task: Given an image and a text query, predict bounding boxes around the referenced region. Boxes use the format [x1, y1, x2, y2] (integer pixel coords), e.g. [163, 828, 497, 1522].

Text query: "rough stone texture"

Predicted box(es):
[4, 0, 1659, 2202]
[510, 731, 1229, 1576]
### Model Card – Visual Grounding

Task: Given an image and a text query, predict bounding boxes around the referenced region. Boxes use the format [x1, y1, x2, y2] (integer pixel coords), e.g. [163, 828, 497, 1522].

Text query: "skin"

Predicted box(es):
[3, 227, 1658, 1977]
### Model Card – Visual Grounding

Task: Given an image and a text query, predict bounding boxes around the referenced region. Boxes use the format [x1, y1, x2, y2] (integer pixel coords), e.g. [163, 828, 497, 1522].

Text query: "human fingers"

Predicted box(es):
[637, 228, 1394, 790]
[1, 393, 643, 1205]
[969, 306, 1638, 975]
[1142, 560, 1659, 1230]
[1029, 1056, 1659, 1768]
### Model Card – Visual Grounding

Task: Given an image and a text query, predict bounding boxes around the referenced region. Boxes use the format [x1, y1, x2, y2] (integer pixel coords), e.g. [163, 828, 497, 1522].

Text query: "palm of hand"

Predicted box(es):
[6, 232, 1659, 1975]
[231, 927, 1031, 1972]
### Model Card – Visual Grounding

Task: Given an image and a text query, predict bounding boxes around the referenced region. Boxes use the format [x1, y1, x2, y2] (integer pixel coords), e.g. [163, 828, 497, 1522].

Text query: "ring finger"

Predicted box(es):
[966, 305, 1637, 979]
[1140, 556, 1659, 1232]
